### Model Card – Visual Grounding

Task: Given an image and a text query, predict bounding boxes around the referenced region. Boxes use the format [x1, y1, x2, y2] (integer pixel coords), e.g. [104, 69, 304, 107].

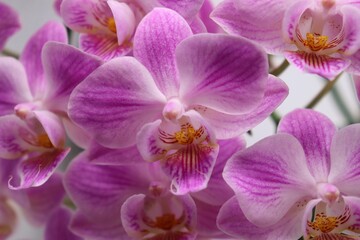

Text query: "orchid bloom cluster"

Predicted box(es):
[0, 0, 360, 239]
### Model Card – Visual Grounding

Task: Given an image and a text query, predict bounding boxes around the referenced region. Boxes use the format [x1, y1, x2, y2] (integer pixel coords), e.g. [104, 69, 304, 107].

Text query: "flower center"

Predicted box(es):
[107, 18, 117, 33]
[308, 213, 339, 233]
[303, 33, 329, 51]
[37, 133, 53, 148]
[154, 213, 178, 230]
[159, 123, 205, 145]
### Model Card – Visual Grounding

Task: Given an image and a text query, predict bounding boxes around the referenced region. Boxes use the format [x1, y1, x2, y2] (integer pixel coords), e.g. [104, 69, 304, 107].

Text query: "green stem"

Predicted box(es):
[1, 49, 19, 59]
[305, 74, 341, 109]
[270, 59, 289, 76]
[270, 111, 281, 126]
[330, 80, 355, 124]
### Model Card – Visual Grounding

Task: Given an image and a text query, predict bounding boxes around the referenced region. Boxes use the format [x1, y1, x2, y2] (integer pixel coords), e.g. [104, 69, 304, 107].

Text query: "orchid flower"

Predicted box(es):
[59, 0, 204, 60]
[69, 7, 288, 195]
[0, 21, 102, 189]
[0, 2, 20, 51]
[212, 0, 360, 80]
[0, 159, 65, 239]
[220, 109, 360, 239]
[64, 138, 244, 240]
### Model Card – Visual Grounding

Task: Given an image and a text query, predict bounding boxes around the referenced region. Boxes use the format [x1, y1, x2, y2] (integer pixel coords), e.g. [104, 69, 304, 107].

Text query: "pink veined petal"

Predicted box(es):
[188, 16, 207, 34]
[0, 57, 33, 115]
[0, 2, 20, 51]
[60, 0, 114, 34]
[108, 1, 136, 45]
[158, 0, 204, 21]
[79, 33, 132, 61]
[284, 51, 351, 80]
[193, 75, 288, 139]
[338, 6, 360, 55]
[278, 109, 336, 183]
[195, 200, 228, 239]
[45, 207, 82, 240]
[178, 34, 268, 115]
[70, 211, 130, 240]
[211, 0, 291, 54]
[217, 196, 305, 240]
[0, 115, 30, 159]
[134, 8, 192, 98]
[42, 42, 103, 112]
[9, 148, 70, 190]
[191, 137, 246, 206]
[197, 0, 220, 33]
[64, 152, 151, 219]
[0, 198, 17, 239]
[62, 117, 92, 149]
[282, 0, 311, 44]
[17, 173, 65, 224]
[352, 74, 360, 101]
[88, 142, 143, 166]
[20, 21, 67, 98]
[68, 57, 166, 149]
[161, 141, 219, 195]
[223, 133, 316, 227]
[33, 110, 66, 149]
[343, 196, 360, 234]
[348, 49, 360, 75]
[328, 124, 360, 196]
[302, 198, 323, 238]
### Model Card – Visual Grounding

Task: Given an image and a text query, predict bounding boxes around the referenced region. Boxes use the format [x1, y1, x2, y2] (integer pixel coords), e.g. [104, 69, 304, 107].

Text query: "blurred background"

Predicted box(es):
[2, 0, 360, 239]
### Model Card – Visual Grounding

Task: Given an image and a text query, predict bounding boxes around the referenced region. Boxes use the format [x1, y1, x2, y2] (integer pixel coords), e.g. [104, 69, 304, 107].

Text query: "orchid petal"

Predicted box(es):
[178, 34, 268, 114]
[0, 57, 32, 115]
[64, 153, 150, 219]
[88, 142, 143, 165]
[217, 196, 304, 240]
[60, 0, 114, 34]
[45, 207, 82, 240]
[68, 57, 166, 148]
[224, 133, 316, 227]
[198, 0, 219, 33]
[134, 8, 192, 97]
[71, 212, 129, 240]
[158, 0, 204, 21]
[0, 115, 29, 159]
[19, 173, 65, 224]
[348, 50, 360, 75]
[42, 42, 103, 112]
[33, 110, 66, 149]
[191, 137, 245, 206]
[9, 148, 70, 189]
[108, 1, 136, 45]
[193, 75, 288, 139]
[0, 2, 20, 51]
[338, 6, 360, 55]
[278, 109, 336, 182]
[328, 124, 360, 196]
[211, 0, 291, 54]
[79, 33, 131, 61]
[284, 51, 350, 80]
[62, 117, 92, 149]
[20, 21, 67, 98]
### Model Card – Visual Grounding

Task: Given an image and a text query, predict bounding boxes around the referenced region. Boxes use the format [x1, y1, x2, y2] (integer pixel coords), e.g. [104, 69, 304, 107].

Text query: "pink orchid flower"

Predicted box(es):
[64, 138, 244, 239]
[69, 8, 288, 195]
[212, 0, 360, 80]
[0, 2, 20, 51]
[219, 109, 360, 239]
[0, 21, 102, 189]
[59, 0, 205, 60]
